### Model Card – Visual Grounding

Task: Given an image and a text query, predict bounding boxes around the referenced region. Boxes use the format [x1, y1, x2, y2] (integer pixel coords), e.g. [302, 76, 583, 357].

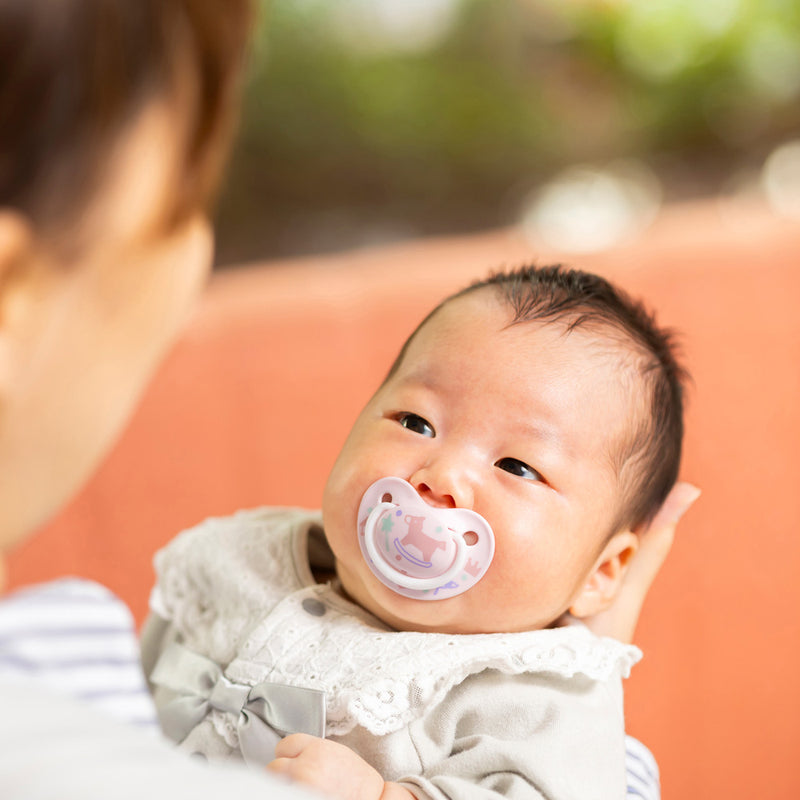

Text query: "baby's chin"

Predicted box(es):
[334, 558, 456, 632]
[335, 558, 535, 635]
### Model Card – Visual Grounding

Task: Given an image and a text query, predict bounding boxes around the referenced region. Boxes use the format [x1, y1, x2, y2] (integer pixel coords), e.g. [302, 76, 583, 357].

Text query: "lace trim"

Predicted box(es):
[226, 590, 640, 737]
[210, 709, 240, 749]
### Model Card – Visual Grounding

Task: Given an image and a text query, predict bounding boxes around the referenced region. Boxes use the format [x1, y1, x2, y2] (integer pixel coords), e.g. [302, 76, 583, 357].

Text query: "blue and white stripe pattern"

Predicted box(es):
[0, 578, 157, 729]
[625, 733, 661, 800]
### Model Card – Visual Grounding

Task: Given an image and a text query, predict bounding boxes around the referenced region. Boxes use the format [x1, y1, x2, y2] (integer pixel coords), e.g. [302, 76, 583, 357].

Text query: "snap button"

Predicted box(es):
[302, 598, 326, 617]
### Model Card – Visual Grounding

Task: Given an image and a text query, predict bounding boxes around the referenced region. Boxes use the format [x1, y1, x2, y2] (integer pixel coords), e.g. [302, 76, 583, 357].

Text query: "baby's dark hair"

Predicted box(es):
[387, 264, 688, 532]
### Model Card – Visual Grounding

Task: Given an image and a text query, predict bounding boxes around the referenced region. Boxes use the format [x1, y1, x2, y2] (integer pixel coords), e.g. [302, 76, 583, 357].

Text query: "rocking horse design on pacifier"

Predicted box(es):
[357, 477, 495, 600]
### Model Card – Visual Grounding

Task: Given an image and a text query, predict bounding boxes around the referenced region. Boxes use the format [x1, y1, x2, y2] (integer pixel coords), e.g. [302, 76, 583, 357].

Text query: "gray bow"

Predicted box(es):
[150, 642, 326, 767]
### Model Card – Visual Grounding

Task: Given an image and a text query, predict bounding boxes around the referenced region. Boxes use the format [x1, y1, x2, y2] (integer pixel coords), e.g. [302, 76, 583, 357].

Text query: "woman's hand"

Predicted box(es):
[268, 734, 414, 800]
[583, 482, 701, 644]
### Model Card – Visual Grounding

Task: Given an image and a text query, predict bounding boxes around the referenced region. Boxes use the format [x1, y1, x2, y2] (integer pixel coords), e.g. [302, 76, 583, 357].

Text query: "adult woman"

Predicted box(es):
[0, 1, 311, 796]
[0, 1, 696, 797]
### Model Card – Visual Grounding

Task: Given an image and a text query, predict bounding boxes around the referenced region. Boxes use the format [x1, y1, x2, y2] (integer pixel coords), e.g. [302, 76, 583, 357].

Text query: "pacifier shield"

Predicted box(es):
[357, 477, 495, 600]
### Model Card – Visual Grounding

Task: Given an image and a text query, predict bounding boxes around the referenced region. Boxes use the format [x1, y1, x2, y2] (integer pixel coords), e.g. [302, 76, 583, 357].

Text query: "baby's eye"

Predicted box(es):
[495, 457, 544, 482]
[397, 413, 435, 438]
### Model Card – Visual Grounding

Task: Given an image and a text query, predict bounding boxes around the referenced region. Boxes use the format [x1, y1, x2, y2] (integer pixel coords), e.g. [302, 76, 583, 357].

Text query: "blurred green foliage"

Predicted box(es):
[214, 0, 800, 264]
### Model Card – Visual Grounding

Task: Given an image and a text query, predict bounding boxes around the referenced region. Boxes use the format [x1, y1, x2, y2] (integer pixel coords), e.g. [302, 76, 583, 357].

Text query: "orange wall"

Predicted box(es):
[9, 201, 800, 798]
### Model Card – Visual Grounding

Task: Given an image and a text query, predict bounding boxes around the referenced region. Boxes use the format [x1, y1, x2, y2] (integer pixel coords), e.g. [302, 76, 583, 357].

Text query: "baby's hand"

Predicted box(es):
[268, 734, 414, 800]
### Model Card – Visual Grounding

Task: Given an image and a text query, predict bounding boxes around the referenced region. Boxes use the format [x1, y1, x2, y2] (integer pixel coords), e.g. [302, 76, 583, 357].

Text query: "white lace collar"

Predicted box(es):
[219, 515, 642, 737]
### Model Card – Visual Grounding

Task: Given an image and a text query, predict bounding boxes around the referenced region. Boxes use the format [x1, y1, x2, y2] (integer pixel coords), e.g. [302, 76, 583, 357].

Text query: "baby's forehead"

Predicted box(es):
[406, 292, 649, 440]
[417, 289, 647, 369]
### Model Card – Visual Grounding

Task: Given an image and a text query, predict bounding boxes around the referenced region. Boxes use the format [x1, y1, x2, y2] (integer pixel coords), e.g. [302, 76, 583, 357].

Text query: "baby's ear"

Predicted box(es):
[568, 529, 638, 620]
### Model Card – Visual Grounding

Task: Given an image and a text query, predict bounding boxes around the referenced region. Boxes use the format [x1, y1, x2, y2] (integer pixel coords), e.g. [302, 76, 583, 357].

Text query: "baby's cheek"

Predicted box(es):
[478, 552, 563, 629]
[326, 513, 366, 583]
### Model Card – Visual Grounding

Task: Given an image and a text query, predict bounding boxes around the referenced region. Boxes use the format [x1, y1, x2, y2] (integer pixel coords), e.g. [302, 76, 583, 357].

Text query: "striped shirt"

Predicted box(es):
[0, 578, 157, 729]
[0, 578, 660, 798]
[625, 734, 661, 800]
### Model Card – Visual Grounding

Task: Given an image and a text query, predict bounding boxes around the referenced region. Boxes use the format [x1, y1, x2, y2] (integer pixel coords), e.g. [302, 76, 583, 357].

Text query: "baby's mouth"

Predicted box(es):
[356, 477, 495, 601]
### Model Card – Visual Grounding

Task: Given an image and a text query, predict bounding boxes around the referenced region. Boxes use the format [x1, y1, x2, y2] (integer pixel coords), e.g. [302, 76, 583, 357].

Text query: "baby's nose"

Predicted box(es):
[409, 456, 475, 509]
[415, 481, 456, 509]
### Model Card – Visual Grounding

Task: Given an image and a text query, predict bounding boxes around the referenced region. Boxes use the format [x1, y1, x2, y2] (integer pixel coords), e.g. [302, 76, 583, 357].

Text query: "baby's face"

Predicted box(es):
[323, 290, 636, 634]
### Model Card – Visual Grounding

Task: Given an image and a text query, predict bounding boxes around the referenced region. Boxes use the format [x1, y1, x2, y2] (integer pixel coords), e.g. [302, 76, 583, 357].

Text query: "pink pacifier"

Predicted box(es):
[357, 477, 495, 600]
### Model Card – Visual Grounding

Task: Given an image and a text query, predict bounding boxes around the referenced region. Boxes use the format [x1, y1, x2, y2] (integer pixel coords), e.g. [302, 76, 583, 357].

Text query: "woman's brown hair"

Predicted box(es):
[0, 0, 253, 240]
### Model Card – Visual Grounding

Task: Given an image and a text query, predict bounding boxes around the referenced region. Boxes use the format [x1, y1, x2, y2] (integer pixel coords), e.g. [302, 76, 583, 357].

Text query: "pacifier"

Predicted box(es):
[357, 477, 495, 600]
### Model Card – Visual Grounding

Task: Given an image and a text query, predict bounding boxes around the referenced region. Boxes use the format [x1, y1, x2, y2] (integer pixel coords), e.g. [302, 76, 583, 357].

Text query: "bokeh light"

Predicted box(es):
[762, 139, 800, 218]
[521, 161, 662, 252]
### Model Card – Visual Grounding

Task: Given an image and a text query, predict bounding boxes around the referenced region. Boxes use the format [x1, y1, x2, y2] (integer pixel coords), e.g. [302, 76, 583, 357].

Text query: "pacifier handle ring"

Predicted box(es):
[364, 502, 469, 591]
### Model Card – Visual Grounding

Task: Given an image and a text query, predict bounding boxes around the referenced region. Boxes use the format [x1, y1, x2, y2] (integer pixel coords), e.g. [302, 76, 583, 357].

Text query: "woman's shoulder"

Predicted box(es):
[0, 578, 157, 726]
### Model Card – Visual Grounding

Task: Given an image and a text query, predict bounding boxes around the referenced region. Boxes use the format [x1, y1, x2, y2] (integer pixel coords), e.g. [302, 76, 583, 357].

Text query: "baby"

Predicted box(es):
[142, 264, 685, 800]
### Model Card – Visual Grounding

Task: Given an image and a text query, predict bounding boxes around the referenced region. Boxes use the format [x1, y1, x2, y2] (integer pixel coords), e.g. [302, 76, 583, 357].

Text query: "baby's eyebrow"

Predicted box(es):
[510, 419, 566, 454]
[399, 366, 441, 390]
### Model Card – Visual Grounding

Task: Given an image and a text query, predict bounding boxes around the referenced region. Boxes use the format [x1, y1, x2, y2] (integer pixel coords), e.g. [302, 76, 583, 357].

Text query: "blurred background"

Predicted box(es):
[214, 0, 800, 265]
